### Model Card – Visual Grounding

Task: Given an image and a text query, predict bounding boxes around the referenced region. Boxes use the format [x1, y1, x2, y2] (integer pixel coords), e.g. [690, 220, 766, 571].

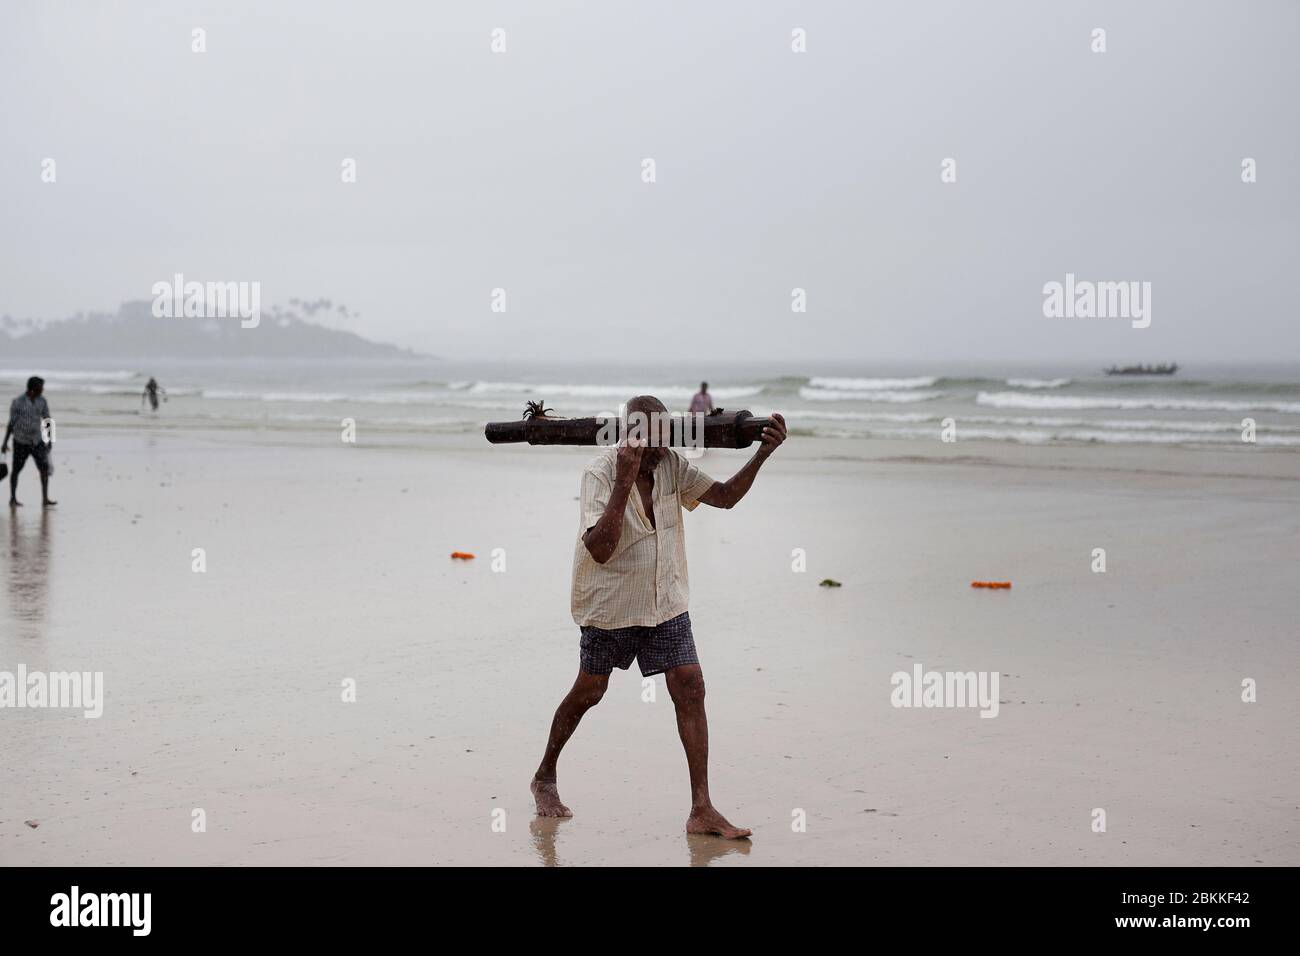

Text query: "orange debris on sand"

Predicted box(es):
[450, 551, 476, 560]
[970, 581, 1011, 589]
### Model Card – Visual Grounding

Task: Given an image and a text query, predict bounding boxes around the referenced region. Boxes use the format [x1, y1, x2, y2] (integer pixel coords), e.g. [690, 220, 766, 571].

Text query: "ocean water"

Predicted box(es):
[4, 360, 1300, 449]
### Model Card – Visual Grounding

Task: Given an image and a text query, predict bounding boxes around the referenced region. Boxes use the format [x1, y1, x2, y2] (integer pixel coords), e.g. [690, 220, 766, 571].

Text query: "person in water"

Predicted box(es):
[141, 377, 167, 412]
[688, 382, 712, 415]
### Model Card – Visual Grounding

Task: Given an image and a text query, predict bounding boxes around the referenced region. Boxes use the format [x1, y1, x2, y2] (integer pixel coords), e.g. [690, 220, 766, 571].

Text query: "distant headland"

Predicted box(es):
[0, 299, 432, 359]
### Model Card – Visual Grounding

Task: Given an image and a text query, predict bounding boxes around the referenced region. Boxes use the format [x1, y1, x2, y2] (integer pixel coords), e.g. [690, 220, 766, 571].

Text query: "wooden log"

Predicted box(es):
[484, 409, 771, 449]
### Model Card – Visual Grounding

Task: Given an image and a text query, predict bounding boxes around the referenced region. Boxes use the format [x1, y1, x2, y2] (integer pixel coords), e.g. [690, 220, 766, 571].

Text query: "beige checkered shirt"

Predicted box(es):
[571, 448, 716, 628]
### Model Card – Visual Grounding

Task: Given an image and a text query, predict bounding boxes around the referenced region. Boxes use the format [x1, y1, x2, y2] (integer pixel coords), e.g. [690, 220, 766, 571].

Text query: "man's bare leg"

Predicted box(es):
[531, 670, 608, 817]
[40, 469, 55, 507]
[664, 663, 752, 839]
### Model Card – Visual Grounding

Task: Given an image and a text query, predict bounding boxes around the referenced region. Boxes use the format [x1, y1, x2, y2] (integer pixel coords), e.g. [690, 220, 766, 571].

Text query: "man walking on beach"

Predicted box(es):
[3, 376, 57, 508]
[530, 395, 786, 839]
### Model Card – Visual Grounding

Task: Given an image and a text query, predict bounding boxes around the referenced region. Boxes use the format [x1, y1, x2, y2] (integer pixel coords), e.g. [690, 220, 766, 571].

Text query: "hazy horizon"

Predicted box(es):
[3, 0, 1297, 364]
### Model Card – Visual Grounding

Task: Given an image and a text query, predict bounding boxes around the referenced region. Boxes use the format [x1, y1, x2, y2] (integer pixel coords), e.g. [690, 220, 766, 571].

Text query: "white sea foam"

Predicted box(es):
[466, 381, 762, 401]
[77, 384, 202, 397]
[1005, 378, 1070, 389]
[202, 389, 352, 403]
[976, 391, 1300, 414]
[818, 423, 1300, 446]
[789, 408, 1300, 435]
[807, 376, 937, 391]
[799, 387, 943, 404]
[818, 424, 1052, 444]
[789, 409, 935, 423]
[969, 415, 1271, 433]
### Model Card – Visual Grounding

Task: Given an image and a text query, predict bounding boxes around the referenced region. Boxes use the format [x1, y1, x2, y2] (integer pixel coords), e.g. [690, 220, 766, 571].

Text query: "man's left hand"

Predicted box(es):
[757, 412, 786, 458]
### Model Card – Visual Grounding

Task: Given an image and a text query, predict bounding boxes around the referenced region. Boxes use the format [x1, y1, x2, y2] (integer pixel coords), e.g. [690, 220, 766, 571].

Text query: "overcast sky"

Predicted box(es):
[2, 0, 1296, 363]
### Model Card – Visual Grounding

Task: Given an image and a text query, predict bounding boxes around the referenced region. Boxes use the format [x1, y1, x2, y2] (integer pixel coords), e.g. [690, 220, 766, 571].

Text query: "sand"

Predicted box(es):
[1, 424, 1297, 866]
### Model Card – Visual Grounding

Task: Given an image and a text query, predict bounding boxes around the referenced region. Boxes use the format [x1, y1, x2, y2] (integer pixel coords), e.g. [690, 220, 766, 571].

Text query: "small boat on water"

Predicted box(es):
[1105, 363, 1178, 376]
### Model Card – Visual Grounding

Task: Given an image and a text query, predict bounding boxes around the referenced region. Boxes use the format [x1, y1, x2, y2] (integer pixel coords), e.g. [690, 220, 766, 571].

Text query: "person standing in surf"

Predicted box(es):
[530, 394, 786, 839]
[688, 381, 712, 415]
[141, 377, 167, 412]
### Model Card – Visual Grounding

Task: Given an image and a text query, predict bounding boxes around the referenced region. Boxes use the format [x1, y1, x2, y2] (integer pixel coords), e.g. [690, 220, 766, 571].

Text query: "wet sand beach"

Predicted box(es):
[2, 427, 1297, 866]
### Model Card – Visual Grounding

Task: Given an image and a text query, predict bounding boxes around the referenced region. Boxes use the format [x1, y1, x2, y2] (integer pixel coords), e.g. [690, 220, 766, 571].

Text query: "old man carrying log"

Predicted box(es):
[524, 395, 787, 839]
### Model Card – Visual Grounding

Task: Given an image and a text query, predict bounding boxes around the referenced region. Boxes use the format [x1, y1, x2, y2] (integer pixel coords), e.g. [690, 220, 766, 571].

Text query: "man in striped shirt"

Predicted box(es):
[531, 394, 787, 839]
[4, 376, 57, 508]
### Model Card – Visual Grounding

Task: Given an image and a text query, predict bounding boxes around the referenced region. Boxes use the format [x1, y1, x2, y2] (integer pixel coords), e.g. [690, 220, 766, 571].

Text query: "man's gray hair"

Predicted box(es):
[626, 395, 666, 416]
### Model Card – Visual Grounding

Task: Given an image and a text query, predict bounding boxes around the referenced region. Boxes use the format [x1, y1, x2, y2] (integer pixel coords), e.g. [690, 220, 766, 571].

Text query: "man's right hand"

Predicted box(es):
[615, 437, 644, 486]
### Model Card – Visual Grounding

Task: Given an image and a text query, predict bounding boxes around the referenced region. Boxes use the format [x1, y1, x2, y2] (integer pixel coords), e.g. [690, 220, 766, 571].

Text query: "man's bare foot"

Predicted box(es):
[531, 776, 572, 818]
[9, 499, 20, 508]
[42, 499, 56, 507]
[686, 806, 752, 839]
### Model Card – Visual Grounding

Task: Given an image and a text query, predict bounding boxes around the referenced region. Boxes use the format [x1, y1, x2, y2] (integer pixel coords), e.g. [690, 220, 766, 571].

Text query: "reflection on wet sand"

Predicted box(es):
[528, 814, 752, 867]
[6, 508, 51, 641]
[528, 816, 570, 867]
[686, 832, 751, 867]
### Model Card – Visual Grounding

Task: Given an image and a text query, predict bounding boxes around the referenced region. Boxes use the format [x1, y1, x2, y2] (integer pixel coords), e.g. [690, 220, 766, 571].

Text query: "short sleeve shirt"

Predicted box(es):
[570, 449, 716, 628]
[8, 394, 50, 446]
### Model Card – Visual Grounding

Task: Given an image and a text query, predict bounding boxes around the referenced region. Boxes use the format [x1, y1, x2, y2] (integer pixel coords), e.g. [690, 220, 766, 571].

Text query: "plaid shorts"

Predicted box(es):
[579, 612, 699, 677]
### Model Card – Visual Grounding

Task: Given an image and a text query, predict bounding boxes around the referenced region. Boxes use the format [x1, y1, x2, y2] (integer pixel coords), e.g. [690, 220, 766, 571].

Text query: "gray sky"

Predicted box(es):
[2, 0, 1296, 362]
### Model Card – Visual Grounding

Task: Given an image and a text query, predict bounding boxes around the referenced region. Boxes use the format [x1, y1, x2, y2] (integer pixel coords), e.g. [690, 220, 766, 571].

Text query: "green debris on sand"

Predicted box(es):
[819, 578, 842, 588]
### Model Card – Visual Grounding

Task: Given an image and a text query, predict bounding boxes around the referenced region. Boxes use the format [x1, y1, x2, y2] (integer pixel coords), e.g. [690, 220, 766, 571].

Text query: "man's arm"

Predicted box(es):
[698, 412, 786, 509]
[581, 440, 643, 564]
[2, 402, 13, 453]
